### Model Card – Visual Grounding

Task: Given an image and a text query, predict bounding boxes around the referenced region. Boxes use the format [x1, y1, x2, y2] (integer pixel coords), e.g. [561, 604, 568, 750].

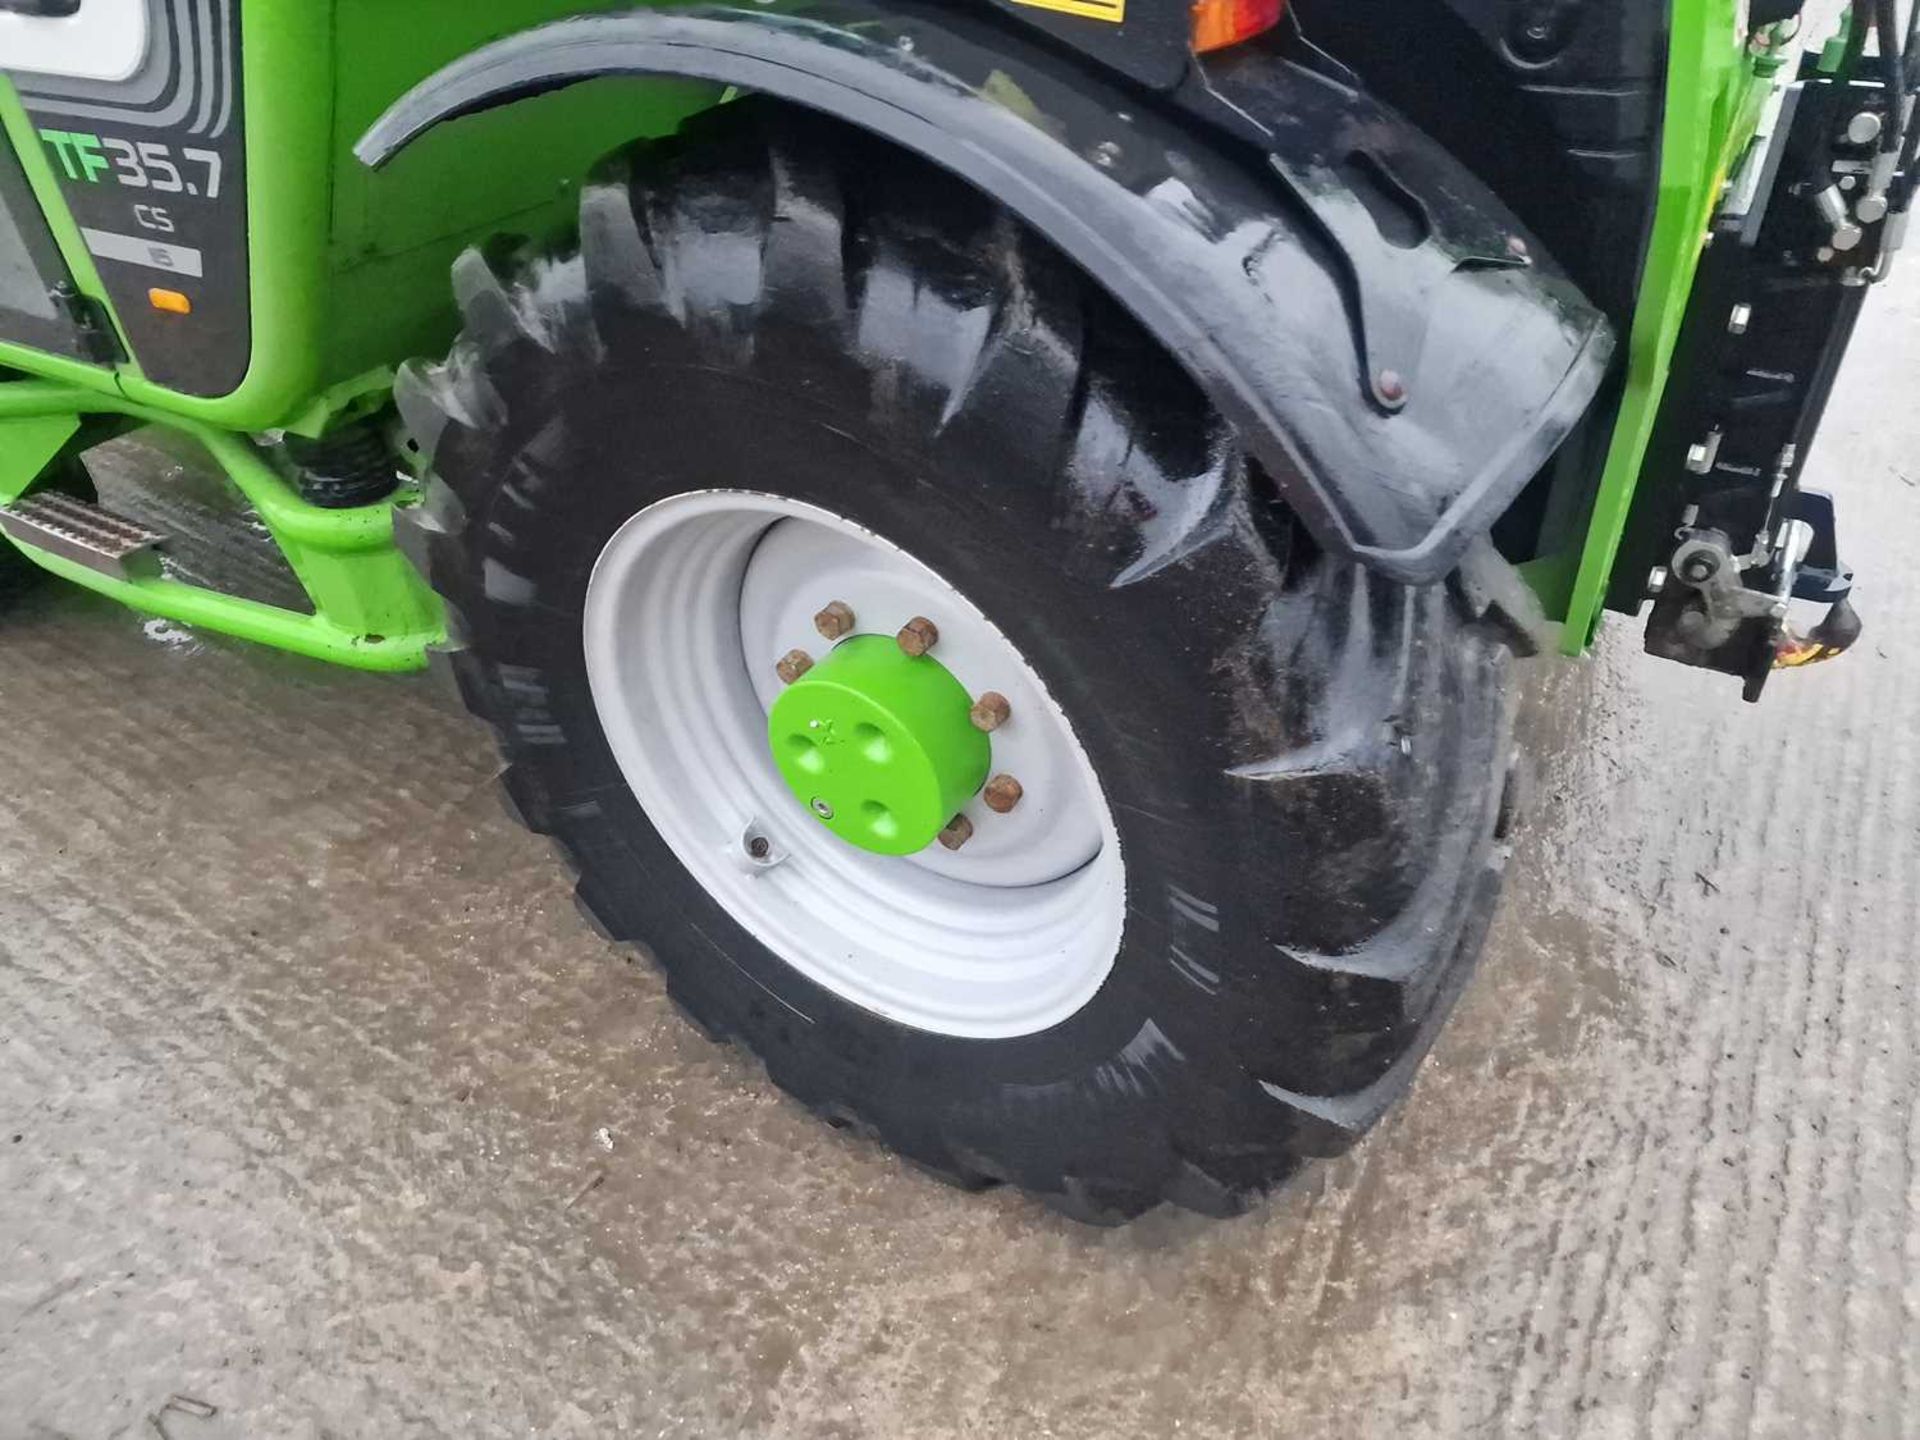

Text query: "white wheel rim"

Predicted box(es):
[582, 491, 1125, 1039]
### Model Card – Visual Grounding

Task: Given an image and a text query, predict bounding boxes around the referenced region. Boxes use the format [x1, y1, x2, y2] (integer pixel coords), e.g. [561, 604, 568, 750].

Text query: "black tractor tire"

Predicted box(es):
[396, 107, 1526, 1224]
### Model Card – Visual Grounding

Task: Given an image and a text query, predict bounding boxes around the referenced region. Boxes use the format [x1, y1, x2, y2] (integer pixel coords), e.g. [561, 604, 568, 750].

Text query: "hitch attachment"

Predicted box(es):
[1648, 487, 1860, 701]
[1613, 60, 1893, 700]
[1775, 598, 1863, 669]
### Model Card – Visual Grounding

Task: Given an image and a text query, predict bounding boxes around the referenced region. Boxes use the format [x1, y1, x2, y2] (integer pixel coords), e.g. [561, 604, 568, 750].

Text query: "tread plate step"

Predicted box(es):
[0, 492, 167, 581]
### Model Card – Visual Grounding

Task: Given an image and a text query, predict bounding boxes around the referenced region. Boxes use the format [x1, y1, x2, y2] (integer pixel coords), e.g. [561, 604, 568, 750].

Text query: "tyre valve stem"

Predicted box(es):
[937, 813, 973, 851]
[738, 824, 786, 872]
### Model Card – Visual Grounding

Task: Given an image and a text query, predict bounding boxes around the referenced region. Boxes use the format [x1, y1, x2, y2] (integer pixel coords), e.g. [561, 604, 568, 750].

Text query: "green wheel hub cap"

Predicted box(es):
[767, 635, 989, 855]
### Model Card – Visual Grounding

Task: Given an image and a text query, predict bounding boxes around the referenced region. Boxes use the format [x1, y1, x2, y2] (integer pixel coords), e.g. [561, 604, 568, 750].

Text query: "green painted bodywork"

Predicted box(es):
[0, 1, 711, 433]
[1549, 1, 1782, 650]
[1, 378, 442, 669]
[0, 0, 714, 668]
[768, 636, 991, 856]
[0, 0, 1806, 668]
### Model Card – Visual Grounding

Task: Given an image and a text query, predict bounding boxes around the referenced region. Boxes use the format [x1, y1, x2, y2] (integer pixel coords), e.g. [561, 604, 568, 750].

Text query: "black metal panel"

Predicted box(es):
[1286, 0, 1665, 326]
[6, 0, 252, 396]
[0, 133, 92, 360]
[358, 0, 1613, 585]
[1613, 74, 1886, 697]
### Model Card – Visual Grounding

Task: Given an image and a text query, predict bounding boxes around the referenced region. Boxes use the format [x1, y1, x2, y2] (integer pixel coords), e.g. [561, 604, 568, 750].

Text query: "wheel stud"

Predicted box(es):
[983, 774, 1023, 814]
[896, 616, 939, 657]
[937, 813, 974, 850]
[814, 600, 856, 642]
[776, 648, 814, 685]
[969, 691, 1011, 732]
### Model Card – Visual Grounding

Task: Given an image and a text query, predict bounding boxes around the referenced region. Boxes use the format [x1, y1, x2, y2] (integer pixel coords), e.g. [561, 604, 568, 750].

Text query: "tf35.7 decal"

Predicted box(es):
[39, 130, 224, 200]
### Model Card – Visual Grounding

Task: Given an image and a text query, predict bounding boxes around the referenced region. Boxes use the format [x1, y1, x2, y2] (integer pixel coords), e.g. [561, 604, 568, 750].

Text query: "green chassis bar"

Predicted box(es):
[0, 0, 1786, 670]
[0, 381, 443, 673]
[1556, 0, 1781, 652]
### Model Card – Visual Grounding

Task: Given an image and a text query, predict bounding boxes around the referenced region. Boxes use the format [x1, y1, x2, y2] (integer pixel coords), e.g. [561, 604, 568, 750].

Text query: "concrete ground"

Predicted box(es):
[3, 256, 1917, 1440]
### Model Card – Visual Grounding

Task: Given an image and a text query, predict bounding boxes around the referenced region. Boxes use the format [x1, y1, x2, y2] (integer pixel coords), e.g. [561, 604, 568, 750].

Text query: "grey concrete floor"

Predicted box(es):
[2, 264, 1917, 1440]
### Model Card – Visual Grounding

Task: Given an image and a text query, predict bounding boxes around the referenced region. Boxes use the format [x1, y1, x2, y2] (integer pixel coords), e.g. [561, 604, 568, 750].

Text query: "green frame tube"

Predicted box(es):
[0, 380, 443, 672]
[1553, 0, 1780, 651]
[0, 0, 1798, 669]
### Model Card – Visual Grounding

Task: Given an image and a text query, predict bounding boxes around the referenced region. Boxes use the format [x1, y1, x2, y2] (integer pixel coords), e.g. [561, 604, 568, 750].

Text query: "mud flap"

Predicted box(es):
[357, 0, 1613, 586]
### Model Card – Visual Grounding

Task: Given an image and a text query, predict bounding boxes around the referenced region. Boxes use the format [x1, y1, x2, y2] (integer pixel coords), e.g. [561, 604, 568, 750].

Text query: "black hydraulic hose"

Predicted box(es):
[1894, 86, 1920, 209]
[1871, 0, 1905, 150]
[1804, 0, 1875, 194]
[1889, 0, 1920, 209]
[1839, 0, 1871, 82]
[1904, 0, 1920, 92]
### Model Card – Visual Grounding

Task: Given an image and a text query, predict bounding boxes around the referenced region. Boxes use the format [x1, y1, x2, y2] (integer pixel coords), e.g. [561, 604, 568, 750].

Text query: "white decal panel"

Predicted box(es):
[0, 0, 151, 85]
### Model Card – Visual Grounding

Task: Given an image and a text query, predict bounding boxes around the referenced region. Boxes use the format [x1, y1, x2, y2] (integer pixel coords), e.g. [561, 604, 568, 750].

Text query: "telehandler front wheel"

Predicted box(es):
[398, 110, 1523, 1223]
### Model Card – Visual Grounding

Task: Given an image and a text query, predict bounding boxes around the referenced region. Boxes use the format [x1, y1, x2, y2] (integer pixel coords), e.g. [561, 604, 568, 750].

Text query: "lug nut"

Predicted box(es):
[983, 774, 1023, 814]
[897, 616, 939, 657]
[775, 649, 813, 685]
[814, 600, 856, 642]
[969, 691, 1011, 732]
[937, 813, 974, 851]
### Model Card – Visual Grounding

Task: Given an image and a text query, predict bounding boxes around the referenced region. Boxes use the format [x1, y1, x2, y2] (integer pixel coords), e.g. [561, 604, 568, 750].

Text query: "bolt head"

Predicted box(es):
[969, 691, 1011, 732]
[746, 835, 772, 861]
[813, 600, 856, 642]
[896, 616, 939, 657]
[982, 774, 1023, 814]
[936, 813, 974, 851]
[1679, 553, 1719, 584]
[775, 648, 814, 685]
[810, 797, 835, 820]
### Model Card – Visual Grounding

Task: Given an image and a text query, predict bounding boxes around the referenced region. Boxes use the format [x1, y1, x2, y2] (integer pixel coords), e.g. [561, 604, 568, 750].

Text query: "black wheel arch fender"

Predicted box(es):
[357, 0, 1615, 586]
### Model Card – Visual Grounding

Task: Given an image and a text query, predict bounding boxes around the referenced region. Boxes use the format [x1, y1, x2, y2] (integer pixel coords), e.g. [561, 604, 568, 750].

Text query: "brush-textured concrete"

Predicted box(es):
[2, 249, 1915, 1440]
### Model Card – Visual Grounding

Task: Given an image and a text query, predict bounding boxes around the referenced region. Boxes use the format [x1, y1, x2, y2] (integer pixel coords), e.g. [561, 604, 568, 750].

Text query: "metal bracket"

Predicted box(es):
[48, 282, 123, 366]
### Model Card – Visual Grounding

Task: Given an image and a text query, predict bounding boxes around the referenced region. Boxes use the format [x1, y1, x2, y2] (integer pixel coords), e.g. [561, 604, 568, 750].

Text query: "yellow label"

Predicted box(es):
[1007, 0, 1125, 23]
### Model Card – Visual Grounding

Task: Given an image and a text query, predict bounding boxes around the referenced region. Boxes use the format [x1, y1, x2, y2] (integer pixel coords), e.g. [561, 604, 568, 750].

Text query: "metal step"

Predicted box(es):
[88, 439, 311, 611]
[0, 491, 166, 582]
